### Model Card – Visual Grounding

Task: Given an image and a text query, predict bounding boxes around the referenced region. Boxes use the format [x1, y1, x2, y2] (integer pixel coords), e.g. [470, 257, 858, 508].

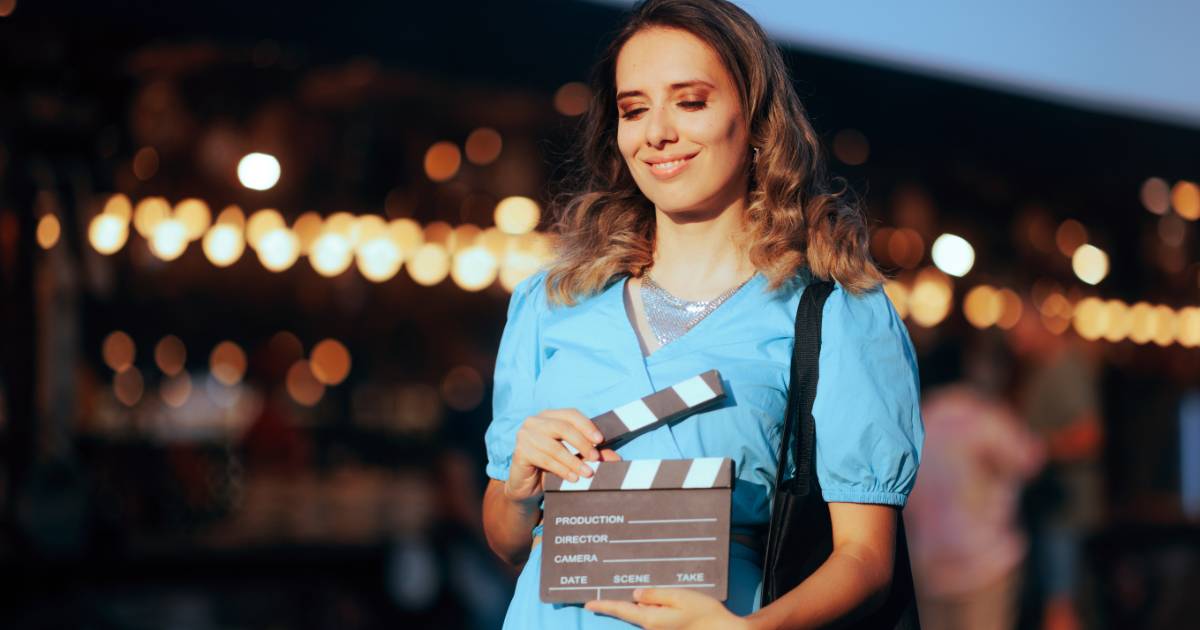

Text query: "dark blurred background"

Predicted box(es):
[1, 1, 1198, 628]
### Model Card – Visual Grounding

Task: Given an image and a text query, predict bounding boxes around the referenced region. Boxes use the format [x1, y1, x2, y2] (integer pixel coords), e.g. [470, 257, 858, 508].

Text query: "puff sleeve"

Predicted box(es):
[483, 271, 548, 481]
[811, 282, 924, 506]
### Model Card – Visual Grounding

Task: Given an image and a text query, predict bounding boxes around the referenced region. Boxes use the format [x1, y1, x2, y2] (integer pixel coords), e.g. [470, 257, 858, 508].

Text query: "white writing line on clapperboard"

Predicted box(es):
[547, 584, 717, 591]
[627, 517, 718, 524]
[608, 537, 718, 543]
[602, 556, 716, 563]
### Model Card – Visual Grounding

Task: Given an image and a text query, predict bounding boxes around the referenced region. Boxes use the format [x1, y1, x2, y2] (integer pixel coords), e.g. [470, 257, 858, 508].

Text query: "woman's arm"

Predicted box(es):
[482, 478, 543, 566]
[746, 503, 897, 630]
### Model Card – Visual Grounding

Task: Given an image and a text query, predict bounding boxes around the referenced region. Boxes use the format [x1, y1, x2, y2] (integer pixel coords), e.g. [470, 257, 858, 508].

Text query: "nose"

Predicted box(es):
[644, 103, 678, 149]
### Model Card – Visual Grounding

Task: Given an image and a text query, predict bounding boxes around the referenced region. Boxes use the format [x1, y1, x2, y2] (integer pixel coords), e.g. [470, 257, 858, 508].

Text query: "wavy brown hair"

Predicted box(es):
[544, 0, 882, 306]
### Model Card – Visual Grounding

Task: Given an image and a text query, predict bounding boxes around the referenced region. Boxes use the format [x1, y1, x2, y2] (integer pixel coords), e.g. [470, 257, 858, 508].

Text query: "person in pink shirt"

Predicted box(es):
[905, 342, 1046, 630]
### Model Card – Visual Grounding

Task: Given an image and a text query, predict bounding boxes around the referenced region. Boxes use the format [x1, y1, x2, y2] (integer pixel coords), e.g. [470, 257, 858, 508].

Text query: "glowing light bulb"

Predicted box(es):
[930, 233, 974, 277]
[309, 232, 354, 277]
[1071, 244, 1109, 285]
[407, 243, 450, 286]
[150, 218, 188, 261]
[451, 246, 498, 291]
[355, 236, 402, 282]
[256, 227, 299, 272]
[237, 152, 281, 191]
[494, 196, 541, 235]
[202, 224, 245, 267]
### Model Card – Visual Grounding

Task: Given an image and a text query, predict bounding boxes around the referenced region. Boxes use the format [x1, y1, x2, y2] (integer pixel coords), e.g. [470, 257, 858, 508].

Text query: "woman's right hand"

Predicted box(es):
[504, 408, 621, 505]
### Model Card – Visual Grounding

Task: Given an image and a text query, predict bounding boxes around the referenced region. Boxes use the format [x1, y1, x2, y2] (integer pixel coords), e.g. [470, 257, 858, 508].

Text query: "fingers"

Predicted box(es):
[545, 417, 600, 462]
[584, 600, 647, 627]
[598, 448, 622, 462]
[529, 436, 595, 482]
[542, 408, 605, 444]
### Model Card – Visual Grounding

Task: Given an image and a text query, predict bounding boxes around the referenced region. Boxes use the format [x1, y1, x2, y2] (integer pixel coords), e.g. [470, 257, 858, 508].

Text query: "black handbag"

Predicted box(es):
[760, 280, 921, 629]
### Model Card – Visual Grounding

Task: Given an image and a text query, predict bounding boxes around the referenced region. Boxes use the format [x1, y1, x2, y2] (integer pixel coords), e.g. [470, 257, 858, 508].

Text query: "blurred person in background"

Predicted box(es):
[1009, 304, 1105, 630]
[906, 337, 1046, 630]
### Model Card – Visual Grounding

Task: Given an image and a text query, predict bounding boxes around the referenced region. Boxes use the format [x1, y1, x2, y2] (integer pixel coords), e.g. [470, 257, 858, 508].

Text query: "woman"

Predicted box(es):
[481, 1, 923, 628]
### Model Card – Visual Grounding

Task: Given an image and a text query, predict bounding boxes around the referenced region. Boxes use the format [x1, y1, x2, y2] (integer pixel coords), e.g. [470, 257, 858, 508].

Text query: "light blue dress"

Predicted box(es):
[484, 269, 924, 629]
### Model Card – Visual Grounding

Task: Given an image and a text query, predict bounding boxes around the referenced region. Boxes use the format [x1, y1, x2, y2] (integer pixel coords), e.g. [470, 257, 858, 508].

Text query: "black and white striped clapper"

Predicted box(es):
[575, 369, 725, 452]
[540, 457, 733, 603]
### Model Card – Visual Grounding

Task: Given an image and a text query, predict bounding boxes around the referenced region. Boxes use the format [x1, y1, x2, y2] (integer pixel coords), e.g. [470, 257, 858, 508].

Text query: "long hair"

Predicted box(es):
[544, 0, 882, 306]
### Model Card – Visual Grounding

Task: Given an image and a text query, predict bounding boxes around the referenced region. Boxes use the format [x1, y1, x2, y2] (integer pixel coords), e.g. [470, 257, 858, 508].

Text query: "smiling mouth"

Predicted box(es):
[644, 152, 699, 177]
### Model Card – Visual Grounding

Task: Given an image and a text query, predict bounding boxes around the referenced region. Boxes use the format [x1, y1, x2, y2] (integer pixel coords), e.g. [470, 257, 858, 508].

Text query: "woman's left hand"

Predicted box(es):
[585, 588, 754, 629]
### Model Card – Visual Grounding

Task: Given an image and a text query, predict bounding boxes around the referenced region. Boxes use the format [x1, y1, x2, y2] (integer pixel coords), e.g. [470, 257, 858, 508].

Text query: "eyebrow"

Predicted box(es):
[615, 80, 715, 101]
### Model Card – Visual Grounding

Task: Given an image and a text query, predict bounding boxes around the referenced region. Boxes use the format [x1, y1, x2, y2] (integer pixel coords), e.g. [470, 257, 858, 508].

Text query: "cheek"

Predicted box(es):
[616, 123, 640, 161]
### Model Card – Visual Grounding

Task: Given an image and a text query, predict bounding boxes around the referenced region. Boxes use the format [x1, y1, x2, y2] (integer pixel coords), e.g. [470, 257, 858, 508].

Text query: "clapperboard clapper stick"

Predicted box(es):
[559, 369, 725, 455]
[541, 370, 732, 603]
[540, 457, 734, 603]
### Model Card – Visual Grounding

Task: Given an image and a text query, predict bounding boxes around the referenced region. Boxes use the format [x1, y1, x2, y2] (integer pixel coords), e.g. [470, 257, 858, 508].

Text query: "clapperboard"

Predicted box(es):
[540, 370, 733, 603]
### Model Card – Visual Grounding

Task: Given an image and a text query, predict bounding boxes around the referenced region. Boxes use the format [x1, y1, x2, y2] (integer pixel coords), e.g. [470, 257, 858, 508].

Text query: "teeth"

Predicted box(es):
[651, 158, 688, 170]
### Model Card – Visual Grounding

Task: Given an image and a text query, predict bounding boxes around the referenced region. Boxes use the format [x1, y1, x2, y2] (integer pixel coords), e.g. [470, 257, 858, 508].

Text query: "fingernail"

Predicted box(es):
[591, 432, 603, 442]
[580, 465, 593, 477]
[633, 588, 643, 599]
[569, 473, 578, 482]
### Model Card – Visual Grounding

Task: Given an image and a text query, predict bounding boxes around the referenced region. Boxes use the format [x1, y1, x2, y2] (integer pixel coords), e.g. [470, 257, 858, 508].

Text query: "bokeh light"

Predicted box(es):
[832, 128, 870, 166]
[174, 198, 211, 241]
[0, 0, 18, 19]
[1039, 293, 1073, 334]
[451, 246, 499, 291]
[882, 280, 910, 320]
[909, 267, 953, 327]
[995, 289, 1023, 330]
[930, 233, 974, 277]
[1178, 307, 1200, 348]
[1102, 300, 1132, 343]
[155, 334, 187, 376]
[309, 232, 354, 277]
[887, 228, 924, 269]
[554, 82, 591, 116]
[1150, 305, 1177, 347]
[963, 285, 1001, 329]
[36, 214, 60, 249]
[209, 341, 247, 386]
[1071, 297, 1107, 341]
[245, 208, 285, 249]
[310, 339, 351, 386]
[355, 236, 403, 282]
[237, 152, 281, 191]
[1140, 177, 1171, 215]
[202, 224, 245, 267]
[161, 372, 192, 408]
[114, 367, 144, 407]
[465, 127, 503, 165]
[407, 242, 450, 286]
[102, 331, 136, 373]
[256, 227, 300, 272]
[389, 218, 424, 258]
[102, 193, 133, 222]
[495, 196, 540, 235]
[216, 204, 246, 228]
[133, 196, 171, 238]
[1172, 180, 1200, 221]
[132, 146, 159, 181]
[150, 218, 188, 261]
[292, 212, 323, 254]
[1128, 302, 1155, 344]
[423, 221, 453, 246]
[286, 360, 324, 406]
[441, 365, 485, 411]
[1055, 219, 1088, 257]
[449, 224, 482, 253]
[1072, 244, 1109, 285]
[424, 141, 461, 182]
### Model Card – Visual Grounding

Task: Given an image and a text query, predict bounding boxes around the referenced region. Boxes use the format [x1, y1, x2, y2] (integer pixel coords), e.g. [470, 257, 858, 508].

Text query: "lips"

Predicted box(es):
[643, 151, 699, 179]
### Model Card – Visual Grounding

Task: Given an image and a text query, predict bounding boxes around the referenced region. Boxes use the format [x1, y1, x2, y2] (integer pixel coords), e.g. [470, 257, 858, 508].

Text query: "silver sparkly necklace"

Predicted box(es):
[640, 273, 753, 347]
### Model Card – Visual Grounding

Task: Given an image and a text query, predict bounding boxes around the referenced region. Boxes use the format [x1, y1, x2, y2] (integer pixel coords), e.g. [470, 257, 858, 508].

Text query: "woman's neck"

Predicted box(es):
[647, 197, 755, 300]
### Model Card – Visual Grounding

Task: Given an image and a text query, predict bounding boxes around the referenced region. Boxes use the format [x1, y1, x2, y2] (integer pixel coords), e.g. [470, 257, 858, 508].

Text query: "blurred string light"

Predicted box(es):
[451, 246, 499, 291]
[216, 204, 245, 227]
[450, 223, 482, 253]
[1071, 244, 1109, 285]
[408, 242, 451, 286]
[245, 208, 284, 249]
[114, 367, 144, 407]
[161, 372, 192, 408]
[309, 232, 354, 277]
[310, 339, 351, 386]
[930, 233, 974, 277]
[202, 224, 245, 267]
[150, 218, 188, 261]
[1173, 180, 1200, 221]
[908, 267, 954, 327]
[424, 141, 462, 182]
[286, 360, 324, 406]
[1141, 177, 1171, 215]
[832, 128, 870, 166]
[389, 218, 424, 258]
[133, 196, 171, 238]
[554, 82, 591, 116]
[209, 341, 247, 386]
[292, 212, 323, 254]
[36, 214, 60, 249]
[237, 152, 281, 191]
[494, 196, 540, 235]
[155, 334, 186, 375]
[256, 227, 300, 272]
[1055, 219, 1088, 257]
[102, 331, 136, 372]
[174, 198, 211, 241]
[356, 235, 402, 282]
[423, 220, 453, 246]
[465, 128, 503, 165]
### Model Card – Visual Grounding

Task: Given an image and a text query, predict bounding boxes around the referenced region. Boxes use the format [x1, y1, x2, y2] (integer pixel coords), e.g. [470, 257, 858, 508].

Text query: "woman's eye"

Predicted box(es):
[679, 100, 707, 110]
[620, 108, 647, 120]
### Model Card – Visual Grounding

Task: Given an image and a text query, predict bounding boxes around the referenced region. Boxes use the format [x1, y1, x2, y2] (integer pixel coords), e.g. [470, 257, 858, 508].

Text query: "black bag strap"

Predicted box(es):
[773, 280, 834, 496]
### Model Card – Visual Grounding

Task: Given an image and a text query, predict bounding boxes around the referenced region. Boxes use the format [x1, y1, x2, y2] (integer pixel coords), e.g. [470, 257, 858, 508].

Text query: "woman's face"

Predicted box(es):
[615, 27, 751, 218]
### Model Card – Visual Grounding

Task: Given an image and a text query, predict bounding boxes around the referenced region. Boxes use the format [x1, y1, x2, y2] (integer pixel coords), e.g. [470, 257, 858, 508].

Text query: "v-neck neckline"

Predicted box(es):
[618, 271, 765, 365]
